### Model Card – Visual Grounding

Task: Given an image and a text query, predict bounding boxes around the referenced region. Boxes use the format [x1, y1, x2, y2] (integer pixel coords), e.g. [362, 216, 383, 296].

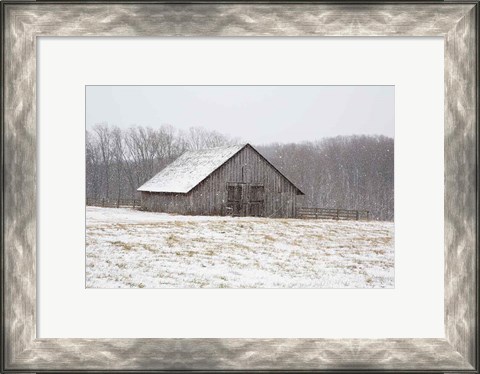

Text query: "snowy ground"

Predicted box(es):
[86, 207, 394, 288]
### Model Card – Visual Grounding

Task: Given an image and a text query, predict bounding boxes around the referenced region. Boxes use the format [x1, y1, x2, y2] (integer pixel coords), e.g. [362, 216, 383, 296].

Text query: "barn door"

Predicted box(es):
[226, 183, 244, 216]
[248, 184, 265, 217]
[226, 183, 264, 217]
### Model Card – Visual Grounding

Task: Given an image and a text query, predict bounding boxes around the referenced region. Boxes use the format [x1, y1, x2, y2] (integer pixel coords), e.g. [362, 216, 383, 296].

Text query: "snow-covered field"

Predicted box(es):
[86, 207, 394, 288]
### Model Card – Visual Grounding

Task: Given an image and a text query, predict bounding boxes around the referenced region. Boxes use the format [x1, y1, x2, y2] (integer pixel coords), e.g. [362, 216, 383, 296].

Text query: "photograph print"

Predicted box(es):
[85, 85, 394, 289]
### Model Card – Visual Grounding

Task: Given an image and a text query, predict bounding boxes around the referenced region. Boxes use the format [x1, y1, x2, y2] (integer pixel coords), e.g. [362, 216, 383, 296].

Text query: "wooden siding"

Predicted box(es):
[141, 145, 302, 218]
[141, 192, 192, 214]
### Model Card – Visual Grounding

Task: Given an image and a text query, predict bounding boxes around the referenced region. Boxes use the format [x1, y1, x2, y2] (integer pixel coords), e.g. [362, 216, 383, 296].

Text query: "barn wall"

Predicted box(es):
[141, 145, 300, 218]
[141, 191, 192, 214]
[191, 145, 299, 218]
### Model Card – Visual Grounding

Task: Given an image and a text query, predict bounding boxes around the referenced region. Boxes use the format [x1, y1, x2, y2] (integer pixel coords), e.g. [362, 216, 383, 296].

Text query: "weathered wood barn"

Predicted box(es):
[137, 144, 304, 218]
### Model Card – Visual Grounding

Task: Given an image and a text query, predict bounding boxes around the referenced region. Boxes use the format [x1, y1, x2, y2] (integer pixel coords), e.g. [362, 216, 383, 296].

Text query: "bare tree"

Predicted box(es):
[86, 130, 101, 199]
[92, 124, 114, 200]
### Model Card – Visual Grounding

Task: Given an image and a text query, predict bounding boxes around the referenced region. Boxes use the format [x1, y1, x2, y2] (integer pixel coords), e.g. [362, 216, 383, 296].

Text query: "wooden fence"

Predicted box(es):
[86, 198, 140, 209]
[86, 199, 369, 221]
[296, 207, 369, 221]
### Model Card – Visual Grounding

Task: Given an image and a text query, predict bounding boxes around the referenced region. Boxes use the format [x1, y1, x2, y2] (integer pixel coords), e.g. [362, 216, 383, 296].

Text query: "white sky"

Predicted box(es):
[86, 85, 394, 144]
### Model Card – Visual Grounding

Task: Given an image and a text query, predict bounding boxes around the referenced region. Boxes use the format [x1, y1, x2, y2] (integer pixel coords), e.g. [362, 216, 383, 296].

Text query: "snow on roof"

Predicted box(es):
[137, 144, 246, 193]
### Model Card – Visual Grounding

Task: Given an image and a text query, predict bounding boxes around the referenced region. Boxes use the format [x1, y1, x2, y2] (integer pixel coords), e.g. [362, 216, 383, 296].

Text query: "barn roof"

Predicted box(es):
[137, 144, 245, 193]
[137, 143, 304, 195]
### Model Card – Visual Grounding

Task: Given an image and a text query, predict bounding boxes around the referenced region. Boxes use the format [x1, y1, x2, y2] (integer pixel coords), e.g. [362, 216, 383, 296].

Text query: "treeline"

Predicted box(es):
[86, 124, 393, 221]
[257, 136, 394, 221]
[86, 124, 239, 203]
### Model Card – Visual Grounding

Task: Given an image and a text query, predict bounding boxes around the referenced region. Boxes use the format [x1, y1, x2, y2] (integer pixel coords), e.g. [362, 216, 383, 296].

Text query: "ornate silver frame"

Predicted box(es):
[2, 1, 478, 372]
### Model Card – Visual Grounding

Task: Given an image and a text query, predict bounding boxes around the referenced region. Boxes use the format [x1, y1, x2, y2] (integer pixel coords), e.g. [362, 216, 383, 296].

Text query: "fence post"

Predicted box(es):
[133, 199, 136, 209]
[356, 210, 359, 220]
[102, 198, 105, 207]
[336, 209, 339, 220]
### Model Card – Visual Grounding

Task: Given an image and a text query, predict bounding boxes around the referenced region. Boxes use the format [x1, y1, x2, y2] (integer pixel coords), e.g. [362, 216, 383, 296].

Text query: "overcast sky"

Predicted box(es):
[86, 85, 394, 144]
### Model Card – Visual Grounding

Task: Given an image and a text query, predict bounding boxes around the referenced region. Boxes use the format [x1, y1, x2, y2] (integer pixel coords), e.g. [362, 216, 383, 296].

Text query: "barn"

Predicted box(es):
[137, 143, 304, 218]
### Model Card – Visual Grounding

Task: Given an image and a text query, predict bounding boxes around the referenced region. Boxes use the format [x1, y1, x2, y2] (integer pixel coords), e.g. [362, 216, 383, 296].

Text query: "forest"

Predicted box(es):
[86, 124, 394, 221]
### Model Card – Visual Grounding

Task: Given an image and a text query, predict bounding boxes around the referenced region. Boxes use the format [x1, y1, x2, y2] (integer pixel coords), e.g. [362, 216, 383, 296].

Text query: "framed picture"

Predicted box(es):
[2, 1, 478, 372]
[84, 84, 395, 289]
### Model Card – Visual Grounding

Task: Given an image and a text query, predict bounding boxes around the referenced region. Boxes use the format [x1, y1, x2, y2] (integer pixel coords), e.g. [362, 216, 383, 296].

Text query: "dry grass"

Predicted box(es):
[166, 234, 181, 246]
[109, 241, 134, 251]
[86, 207, 394, 288]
